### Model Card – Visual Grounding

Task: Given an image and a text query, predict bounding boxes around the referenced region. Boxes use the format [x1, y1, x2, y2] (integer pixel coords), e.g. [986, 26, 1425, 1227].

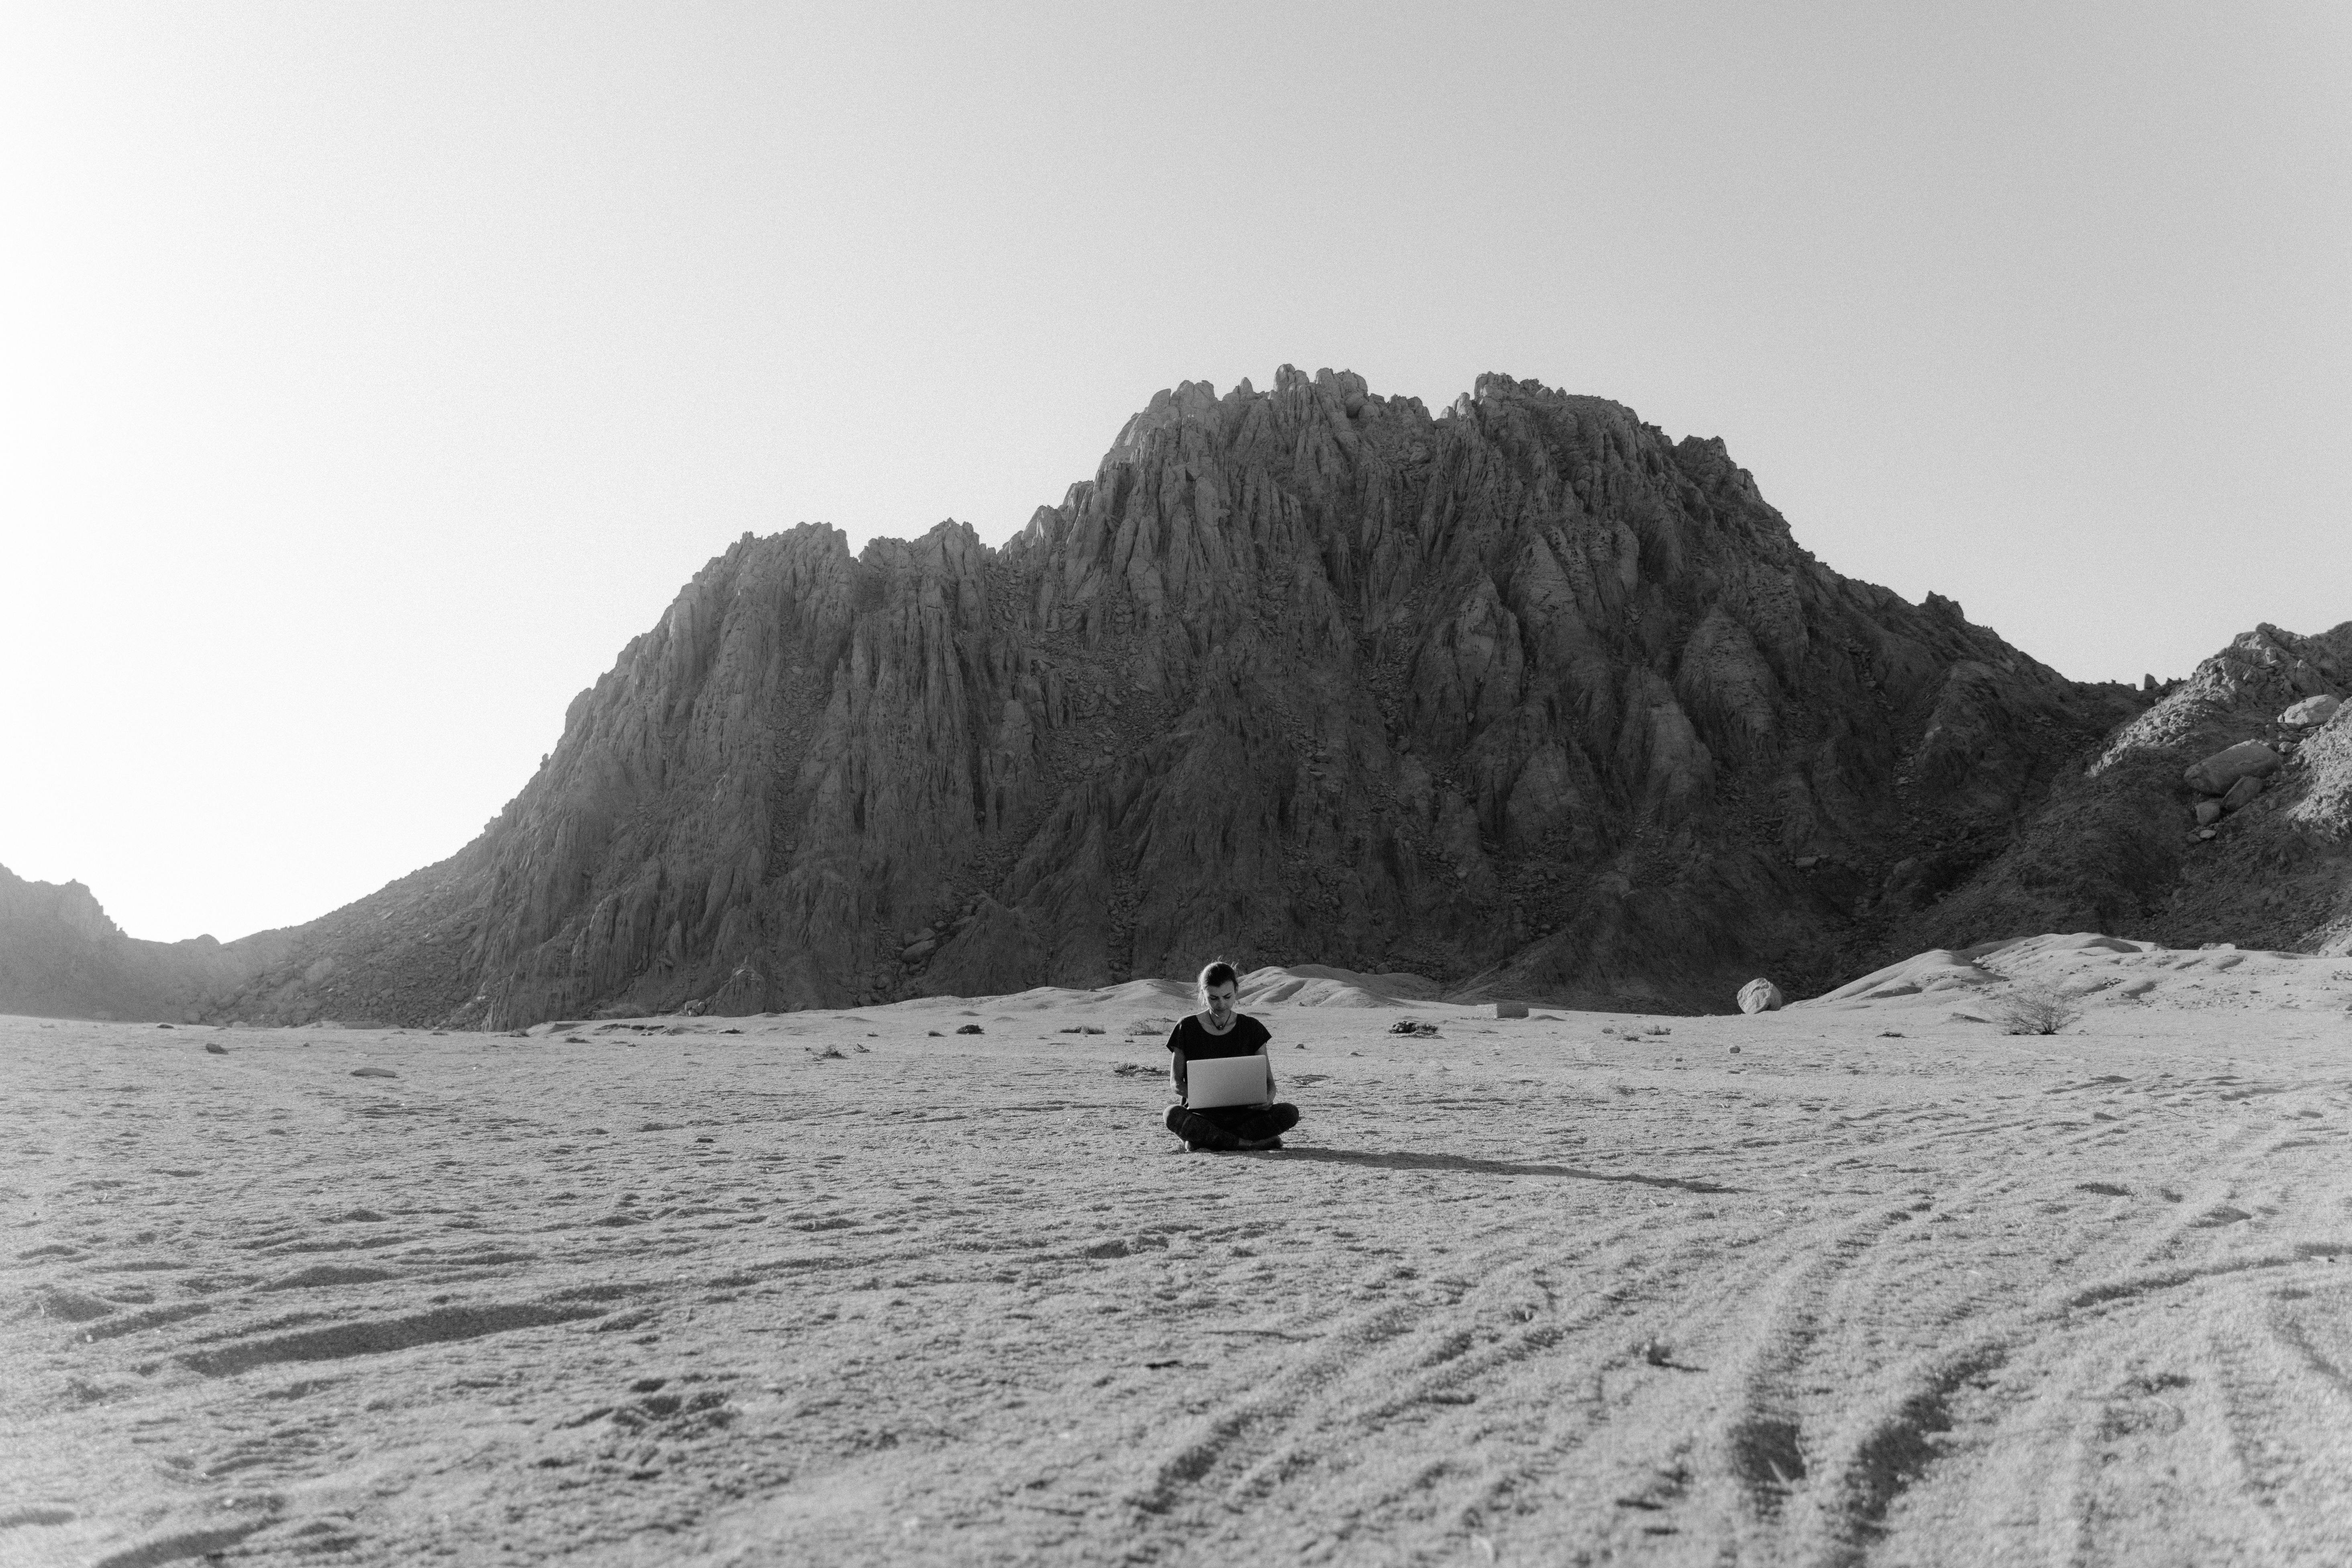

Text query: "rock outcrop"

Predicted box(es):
[2183, 741, 2280, 797]
[2286, 701, 2352, 844]
[2283, 694, 2341, 729]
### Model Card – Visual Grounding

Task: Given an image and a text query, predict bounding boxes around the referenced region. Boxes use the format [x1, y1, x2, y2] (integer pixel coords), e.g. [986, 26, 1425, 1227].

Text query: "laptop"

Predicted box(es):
[1186, 1054, 1271, 1109]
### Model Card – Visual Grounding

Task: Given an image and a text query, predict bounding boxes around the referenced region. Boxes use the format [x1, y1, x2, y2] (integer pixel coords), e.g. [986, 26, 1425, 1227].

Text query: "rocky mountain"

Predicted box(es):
[12, 369, 2341, 1027]
[200, 368, 2151, 1024]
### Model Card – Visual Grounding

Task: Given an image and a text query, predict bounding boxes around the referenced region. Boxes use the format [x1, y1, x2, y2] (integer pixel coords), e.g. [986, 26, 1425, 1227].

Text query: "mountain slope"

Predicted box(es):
[1878, 621, 2352, 959]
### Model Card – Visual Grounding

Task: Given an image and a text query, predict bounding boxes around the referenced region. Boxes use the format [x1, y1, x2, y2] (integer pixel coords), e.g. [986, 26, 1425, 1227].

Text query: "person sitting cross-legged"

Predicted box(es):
[1163, 960, 1301, 1153]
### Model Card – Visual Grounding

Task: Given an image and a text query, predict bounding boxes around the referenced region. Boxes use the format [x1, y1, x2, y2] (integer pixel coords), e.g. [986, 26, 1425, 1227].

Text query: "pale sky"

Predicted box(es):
[4, 2, 2347, 944]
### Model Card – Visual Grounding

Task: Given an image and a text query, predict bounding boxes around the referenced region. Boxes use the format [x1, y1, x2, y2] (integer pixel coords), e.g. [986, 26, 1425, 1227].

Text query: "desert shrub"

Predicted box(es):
[1994, 985, 2080, 1036]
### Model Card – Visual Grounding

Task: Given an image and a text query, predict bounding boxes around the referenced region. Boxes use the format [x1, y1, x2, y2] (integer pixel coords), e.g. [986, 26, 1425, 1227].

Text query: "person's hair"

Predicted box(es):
[1197, 960, 1238, 1002]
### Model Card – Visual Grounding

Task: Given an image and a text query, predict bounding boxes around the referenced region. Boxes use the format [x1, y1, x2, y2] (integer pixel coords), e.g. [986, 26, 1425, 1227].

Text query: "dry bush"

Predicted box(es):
[1994, 985, 2080, 1036]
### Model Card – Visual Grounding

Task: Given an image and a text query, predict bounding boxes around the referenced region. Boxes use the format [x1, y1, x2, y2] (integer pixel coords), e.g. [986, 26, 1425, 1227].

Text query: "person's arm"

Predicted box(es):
[1170, 1049, 1187, 1099]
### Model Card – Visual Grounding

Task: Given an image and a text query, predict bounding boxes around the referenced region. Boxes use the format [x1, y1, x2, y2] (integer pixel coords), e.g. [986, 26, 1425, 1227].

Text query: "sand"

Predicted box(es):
[6, 948, 2352, 1566]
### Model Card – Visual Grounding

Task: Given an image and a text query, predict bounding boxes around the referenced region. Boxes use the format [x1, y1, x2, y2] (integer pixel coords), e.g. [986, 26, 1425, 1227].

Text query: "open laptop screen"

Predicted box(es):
[1187, 1054, 1270, 1109]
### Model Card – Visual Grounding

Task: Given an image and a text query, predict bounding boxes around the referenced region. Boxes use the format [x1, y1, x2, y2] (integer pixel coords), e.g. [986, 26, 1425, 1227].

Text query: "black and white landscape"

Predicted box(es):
[6, 8, 2349, 1566]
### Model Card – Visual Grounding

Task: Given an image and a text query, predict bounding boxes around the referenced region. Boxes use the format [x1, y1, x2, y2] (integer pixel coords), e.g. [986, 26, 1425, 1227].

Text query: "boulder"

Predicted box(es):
[2193, 799, 2222, 826]
[1736, 978, 1784, 1014]
[2221, 774, 2265, 812]
[2282, 694, 2342, 728]
[2183, 741, 2281, 796]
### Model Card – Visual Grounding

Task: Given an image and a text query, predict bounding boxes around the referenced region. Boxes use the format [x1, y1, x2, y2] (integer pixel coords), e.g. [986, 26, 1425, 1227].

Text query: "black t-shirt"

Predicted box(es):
[1166, 1013, 1270, 1060]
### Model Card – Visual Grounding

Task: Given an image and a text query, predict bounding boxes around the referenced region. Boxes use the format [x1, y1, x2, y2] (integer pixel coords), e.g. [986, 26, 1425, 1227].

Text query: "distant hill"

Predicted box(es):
[12, 369, 2344, 1026]
[0, 864, 279, 1022]
[1871, 620, 2352, 959]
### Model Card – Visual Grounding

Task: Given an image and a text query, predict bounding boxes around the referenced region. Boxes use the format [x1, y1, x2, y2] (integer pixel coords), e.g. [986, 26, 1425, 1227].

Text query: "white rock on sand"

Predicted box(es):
[6, 952, 2352, 1564]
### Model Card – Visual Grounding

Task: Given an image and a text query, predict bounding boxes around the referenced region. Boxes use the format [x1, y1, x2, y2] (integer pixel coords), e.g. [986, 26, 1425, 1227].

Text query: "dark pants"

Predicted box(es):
[1166, 1101, 1299, 1149]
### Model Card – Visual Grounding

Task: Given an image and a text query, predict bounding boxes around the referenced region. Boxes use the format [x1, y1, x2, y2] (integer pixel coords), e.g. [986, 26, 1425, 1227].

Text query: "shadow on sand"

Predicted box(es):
[1259, 1145, 1737, 1193]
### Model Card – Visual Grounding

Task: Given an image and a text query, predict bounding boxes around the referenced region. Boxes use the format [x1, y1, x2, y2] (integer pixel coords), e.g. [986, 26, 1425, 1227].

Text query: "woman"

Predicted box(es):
[1163, 960, 1302, 1152]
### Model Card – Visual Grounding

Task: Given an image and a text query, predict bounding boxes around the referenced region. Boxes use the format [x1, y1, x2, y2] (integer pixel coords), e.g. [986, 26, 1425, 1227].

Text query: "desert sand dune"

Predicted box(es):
[7, 954, 2352, 1565]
